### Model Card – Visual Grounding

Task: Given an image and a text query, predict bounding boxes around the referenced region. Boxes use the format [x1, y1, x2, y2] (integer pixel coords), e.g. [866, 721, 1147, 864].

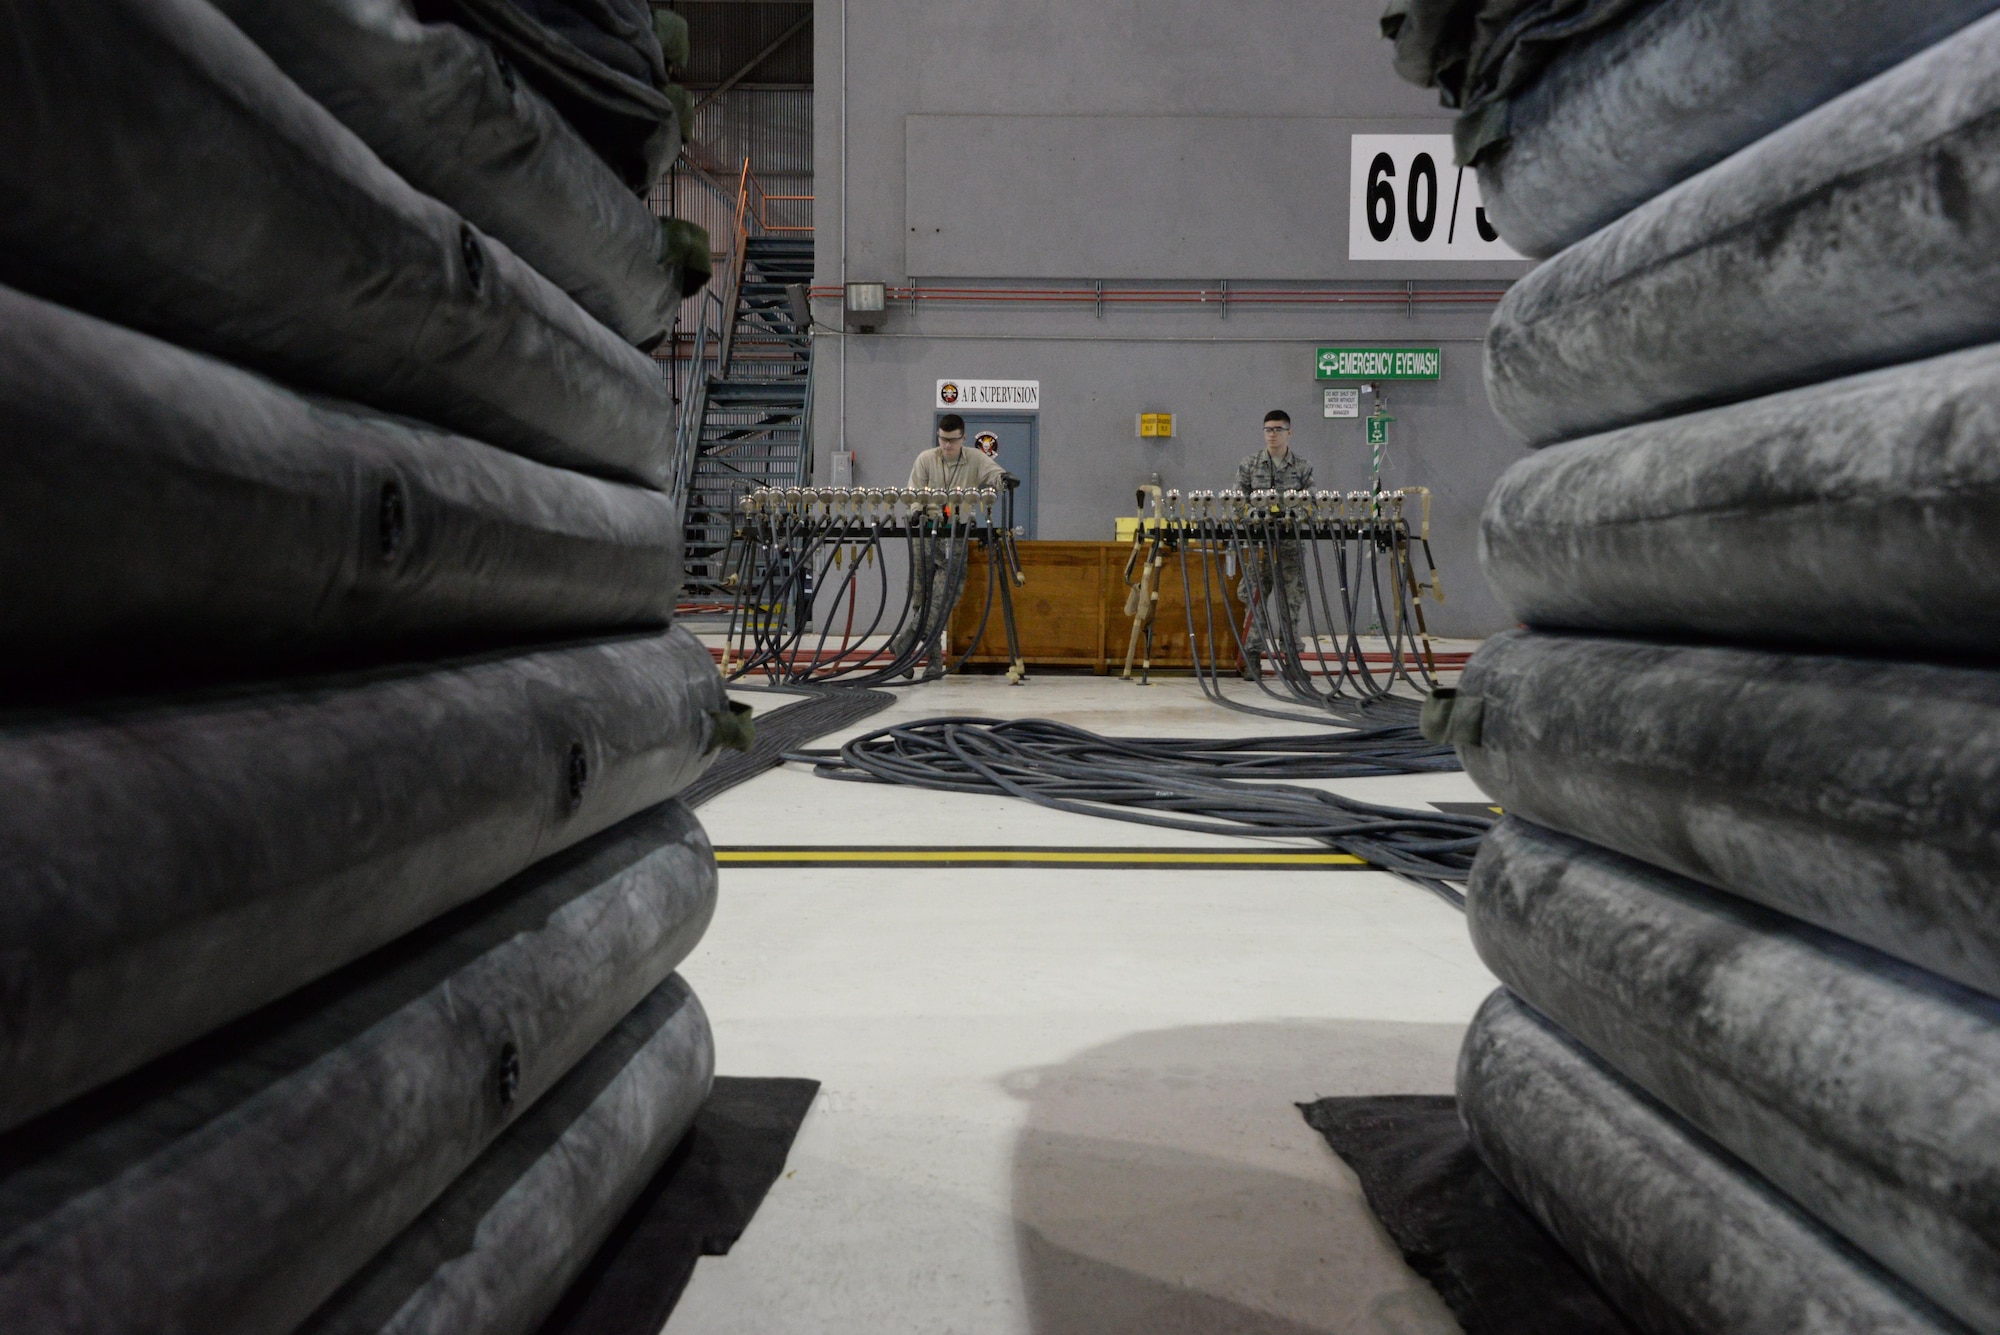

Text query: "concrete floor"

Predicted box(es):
[668, 672, 1499, 1334]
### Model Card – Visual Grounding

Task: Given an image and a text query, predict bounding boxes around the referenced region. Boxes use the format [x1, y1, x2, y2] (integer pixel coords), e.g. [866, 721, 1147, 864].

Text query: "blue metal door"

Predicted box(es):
[942, 413, 1038, 537]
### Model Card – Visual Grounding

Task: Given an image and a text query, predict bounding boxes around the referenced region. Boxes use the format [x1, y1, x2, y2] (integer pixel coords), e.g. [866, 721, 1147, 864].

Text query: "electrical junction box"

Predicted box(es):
[843, 281, 886, 332]
[1137, 412, 1175, 438]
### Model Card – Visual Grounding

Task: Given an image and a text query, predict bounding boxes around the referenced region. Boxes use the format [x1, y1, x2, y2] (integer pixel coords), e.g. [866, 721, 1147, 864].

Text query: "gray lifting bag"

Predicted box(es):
[0, 803, 714, 1335]
[0, 284, 680, 689]
[1486, 11, 2000, 446]
[1451, 631, 2000, 1000]
[1476, 0, 1999, 257]
[301, 975, 714, 1335]
[1479, 343, 2000, 656]
[1470, 820, 2000, 1333]
[1460, 990, 1966, 1335]
[433, 0, 687, 191]
[210, 0, 685, 350]
[0, 0, 672, 487]
[0, 626, 731, 1134]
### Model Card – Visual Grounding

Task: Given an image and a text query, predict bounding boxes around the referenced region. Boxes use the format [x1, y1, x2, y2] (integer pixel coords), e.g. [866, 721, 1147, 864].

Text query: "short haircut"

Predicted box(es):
[938, 413, 965, 435]
[1263, 409, 1291, 426]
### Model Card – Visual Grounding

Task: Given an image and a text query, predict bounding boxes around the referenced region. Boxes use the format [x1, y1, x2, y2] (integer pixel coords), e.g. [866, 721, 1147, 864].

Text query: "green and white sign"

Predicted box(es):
[1365, 414, 1393, 446]
[1317, 346, 1441, 381]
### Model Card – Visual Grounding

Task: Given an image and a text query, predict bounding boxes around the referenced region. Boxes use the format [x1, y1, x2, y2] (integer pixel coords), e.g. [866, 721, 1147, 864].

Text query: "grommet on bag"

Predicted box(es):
[565, 741, 589, 809]
[377, 477, 406, 562]
[459, 223, 485, 293]
[494, 1042, 520, 1109]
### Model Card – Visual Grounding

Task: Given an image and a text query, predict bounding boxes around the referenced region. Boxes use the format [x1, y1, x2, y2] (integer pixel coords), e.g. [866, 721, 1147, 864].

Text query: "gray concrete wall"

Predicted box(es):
[811, 0, 1530, 637]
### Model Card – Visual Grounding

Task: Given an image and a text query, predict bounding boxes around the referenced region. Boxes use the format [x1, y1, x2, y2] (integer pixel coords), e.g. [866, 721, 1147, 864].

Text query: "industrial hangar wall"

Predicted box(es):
[810, 0, 1534, 637]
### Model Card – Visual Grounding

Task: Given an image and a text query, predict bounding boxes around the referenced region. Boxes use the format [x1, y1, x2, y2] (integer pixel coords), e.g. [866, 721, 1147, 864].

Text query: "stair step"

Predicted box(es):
[677, 235, 816, 542]
[704, 384, 808, 404]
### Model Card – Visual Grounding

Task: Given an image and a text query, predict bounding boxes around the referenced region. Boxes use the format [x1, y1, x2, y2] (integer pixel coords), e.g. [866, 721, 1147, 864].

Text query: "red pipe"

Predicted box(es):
[804, 283, 1504, 306]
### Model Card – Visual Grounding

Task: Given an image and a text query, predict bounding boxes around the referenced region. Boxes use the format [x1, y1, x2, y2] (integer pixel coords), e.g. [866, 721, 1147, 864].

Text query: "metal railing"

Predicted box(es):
[668, 156, 817, 547]
[668, 285, 724, 521]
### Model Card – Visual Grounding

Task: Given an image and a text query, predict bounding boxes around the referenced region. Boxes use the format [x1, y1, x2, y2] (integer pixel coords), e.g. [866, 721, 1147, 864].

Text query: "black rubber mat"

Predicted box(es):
[681, 686, 894, 808]
[1298, 1095, 1639, 1335]
[536, 1076, 820, 1335]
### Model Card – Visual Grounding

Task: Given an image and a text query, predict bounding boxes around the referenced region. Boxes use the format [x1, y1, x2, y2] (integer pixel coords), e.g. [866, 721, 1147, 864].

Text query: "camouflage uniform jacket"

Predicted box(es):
[1236, 449, 1314, 496]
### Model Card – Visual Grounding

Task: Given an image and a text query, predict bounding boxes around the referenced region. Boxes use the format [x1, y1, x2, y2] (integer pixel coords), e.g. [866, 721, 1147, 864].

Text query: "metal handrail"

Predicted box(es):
[670, 286, 724, 522]
[795, 317, 816, 489]
[715, 158, 754, 376]
[738, 159, 812, 233]
[670, 157, 816, 570]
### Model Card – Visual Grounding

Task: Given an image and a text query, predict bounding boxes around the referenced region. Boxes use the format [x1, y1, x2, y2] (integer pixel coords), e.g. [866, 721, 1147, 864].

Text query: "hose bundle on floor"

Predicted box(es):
[681, 686, 895, 809]
[1380, 5, 2000, 1329]
[0, 3, 733, 1330]
[792, 717, 1487, 901]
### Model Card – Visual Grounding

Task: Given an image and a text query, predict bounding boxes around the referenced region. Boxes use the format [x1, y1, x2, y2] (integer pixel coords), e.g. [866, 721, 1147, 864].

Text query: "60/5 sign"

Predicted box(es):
[1346, 134, 1524, 261]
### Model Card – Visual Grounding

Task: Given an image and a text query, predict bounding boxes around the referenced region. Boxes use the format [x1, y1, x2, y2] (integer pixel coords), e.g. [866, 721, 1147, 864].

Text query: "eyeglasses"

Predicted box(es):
[1262, 425, 1291, 434]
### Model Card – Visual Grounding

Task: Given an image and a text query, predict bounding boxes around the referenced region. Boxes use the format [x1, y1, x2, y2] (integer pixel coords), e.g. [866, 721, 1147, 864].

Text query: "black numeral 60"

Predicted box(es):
[1366, 151, 1438, 244]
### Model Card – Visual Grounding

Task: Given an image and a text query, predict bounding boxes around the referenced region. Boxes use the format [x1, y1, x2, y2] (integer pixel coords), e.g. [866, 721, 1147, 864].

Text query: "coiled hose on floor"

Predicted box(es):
[787, 716, 1489, 904]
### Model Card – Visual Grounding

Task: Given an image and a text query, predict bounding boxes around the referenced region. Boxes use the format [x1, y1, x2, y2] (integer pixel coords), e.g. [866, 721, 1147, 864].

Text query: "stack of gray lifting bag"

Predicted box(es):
[0, 2, 741, 1331]
[1392, 3, 2000, 1332]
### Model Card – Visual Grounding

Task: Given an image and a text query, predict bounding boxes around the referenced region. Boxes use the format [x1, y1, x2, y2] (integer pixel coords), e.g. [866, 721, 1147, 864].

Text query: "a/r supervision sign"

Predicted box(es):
[1317, 347, 1441, 380]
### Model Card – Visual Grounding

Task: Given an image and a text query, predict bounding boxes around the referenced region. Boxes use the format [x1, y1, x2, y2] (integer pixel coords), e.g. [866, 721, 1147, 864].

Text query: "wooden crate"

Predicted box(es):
[948, 540, 1246, 673]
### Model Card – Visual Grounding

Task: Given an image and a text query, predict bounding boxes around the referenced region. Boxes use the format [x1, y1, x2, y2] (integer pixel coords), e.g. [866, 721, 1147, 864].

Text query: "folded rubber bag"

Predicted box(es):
[0, 284, 680, 692]
[1470, 820, 2000, 1332]
[212, 0, 685, 349]
[1479, 343, 2000, 656]
[0, 627, 728, 1133]
[1460, 990, 1966, 1335]
[1486, 12, 2000, 445]
[1451, 631, 2000, 1000]
[0, 0, 672, 486]
[300, 974, 714, 1335]
[0, 803, 714, 1335]
[1475, 0, 2000, 256]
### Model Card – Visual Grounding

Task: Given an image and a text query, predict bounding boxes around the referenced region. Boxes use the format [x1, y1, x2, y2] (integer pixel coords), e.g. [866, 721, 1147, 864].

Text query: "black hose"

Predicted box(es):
[787, 716, 1489, 905]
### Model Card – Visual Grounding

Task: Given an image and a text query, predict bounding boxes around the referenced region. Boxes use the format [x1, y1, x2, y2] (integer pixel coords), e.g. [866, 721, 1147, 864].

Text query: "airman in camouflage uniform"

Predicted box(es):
[1235, 412, 1314, 668]
[888, 415, 1004, 677]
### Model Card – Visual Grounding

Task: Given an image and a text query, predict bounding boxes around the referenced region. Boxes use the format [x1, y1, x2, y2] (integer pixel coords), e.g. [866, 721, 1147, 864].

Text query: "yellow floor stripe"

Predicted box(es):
[715, 847, 1366, 868]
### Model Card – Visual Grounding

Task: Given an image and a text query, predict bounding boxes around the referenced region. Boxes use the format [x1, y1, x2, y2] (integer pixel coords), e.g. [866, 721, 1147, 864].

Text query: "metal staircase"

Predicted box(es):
[675, 171, 815, 597]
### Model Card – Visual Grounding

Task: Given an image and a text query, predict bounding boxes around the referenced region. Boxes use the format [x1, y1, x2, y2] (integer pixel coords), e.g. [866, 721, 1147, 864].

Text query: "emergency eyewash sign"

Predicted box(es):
[1347, 134, 1524, 261]
[1317, 347, 1441, 380]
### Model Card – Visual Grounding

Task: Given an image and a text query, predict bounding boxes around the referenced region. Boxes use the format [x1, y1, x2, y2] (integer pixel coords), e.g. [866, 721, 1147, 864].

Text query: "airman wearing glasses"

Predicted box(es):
[1234, 410, 1314, 677]
[889, 413, 1005, 679]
